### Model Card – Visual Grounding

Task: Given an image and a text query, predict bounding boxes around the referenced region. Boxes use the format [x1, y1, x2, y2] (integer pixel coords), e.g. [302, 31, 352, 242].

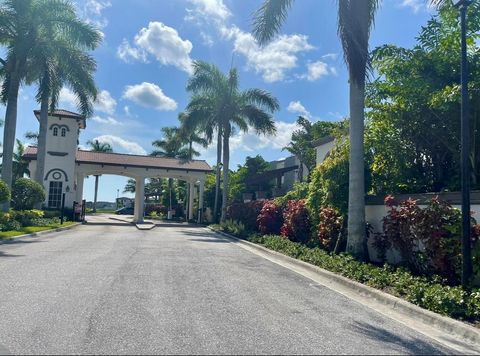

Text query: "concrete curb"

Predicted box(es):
[207, 227, 480, 353]
[0, 222, 81, 245]
[107, 216, 156, 230]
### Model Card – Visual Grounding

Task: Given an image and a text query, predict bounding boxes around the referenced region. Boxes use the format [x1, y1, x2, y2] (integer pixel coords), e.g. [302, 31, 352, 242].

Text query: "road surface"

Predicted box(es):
[0, 216, 454, 354]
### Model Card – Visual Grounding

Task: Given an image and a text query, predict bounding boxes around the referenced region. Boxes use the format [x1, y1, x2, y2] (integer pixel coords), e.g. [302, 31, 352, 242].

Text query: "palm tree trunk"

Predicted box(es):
[346, 80, 367, 261]
[213, 128, 222, 223]
[220, 125, 230, 223]
[35, 93, 49, 187]
[93, 175, 99, 213]
[1, 67, 21, 211]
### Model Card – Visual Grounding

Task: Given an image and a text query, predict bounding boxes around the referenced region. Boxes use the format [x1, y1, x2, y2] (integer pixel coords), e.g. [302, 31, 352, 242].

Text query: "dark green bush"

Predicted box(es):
[12, 178, 45, 210]
[0, 179, 11, 204]
[248, 234, 480, 322]
[0, 219, 21, 232]
[10, 209, 44, 227]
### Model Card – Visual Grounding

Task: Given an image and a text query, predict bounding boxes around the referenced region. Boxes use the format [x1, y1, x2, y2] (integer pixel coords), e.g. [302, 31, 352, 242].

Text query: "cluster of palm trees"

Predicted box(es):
[0, 0, 101, 209]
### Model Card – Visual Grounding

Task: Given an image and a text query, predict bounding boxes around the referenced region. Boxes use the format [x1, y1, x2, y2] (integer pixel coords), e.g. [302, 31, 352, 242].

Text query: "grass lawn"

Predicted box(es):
[0, 221, 77, 239]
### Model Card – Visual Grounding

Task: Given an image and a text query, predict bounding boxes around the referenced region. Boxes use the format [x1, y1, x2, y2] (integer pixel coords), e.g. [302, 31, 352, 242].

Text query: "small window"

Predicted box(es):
[48, 181, 62, 208]
[61, 128, 66, 137]
[53, 127, 58, 136]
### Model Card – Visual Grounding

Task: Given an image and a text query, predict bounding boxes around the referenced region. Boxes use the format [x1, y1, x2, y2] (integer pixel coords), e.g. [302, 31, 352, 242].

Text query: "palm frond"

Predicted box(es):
[252, 0, 294, 46]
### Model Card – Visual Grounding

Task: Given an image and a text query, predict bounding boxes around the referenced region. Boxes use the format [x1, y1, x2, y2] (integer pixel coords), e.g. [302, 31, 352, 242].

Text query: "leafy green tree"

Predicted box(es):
[11, 178, 45, 210]
[229, 155, 272, 201]
[252, 0, 380, 260]
[0, 179, 10, 204]
[186, 61, 278, 222]
[0, 0, 99, 206]
[366, 2, 480, 194]
[86, 140, 113, 213]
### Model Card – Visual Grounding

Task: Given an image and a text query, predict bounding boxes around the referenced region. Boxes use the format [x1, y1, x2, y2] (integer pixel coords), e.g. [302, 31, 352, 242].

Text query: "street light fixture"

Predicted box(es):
[453, 0, 472, 287]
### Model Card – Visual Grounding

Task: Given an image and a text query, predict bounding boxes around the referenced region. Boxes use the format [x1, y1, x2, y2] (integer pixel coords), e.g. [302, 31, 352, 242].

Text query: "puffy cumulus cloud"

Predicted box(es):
[185, 0, 231, 24]
[58, 87, 77, 108]
[230, 121, 301, 152]
[95, 90, 117, 115]
[117, 22, 193, 74]
[287, 101, 311, 119]
[222, 26, 314, 83]
[123, 82, 177, 111]
[300, 60, 337, 81]
[59, 88, 117, 115]
[90, 116, 123, 126]
[92, 135, 147, 155]
[76, 0, 111, 29]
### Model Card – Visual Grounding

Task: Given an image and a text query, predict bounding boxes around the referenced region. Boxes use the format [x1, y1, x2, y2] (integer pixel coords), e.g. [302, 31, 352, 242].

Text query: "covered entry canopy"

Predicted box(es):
[24, 146, 212, 223]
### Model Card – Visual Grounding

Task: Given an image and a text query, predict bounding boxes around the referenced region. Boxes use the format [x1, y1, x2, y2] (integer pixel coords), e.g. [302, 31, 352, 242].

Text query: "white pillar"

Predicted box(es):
[134, 177, 145, 223]
[197, 180, 204, 223]
[75, 173, 84, 203]
[188, 181, 195, 221]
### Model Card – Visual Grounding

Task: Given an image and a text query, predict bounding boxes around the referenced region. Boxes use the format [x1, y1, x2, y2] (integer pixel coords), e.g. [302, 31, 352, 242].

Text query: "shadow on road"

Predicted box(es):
[85, 221, 133, 227]
[349, 320, 450, 355]
[0, 250, 24, 258]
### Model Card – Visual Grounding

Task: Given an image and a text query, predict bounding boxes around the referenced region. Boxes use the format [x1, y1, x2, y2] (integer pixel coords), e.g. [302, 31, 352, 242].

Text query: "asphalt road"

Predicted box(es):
[0, 216, 455, 355]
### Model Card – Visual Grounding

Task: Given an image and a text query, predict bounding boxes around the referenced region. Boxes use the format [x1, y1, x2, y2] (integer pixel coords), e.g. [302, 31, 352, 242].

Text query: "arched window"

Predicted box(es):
[53, 127, 58, 136]
[61, 128, 66, 137]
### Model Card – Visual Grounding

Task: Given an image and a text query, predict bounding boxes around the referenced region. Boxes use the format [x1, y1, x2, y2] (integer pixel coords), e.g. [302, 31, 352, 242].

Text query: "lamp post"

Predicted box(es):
[453, 0, 472, 287]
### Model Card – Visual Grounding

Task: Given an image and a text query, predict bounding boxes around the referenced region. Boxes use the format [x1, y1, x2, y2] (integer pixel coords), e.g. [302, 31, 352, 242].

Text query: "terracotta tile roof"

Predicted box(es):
[24, 146, 212, 172]
[33, 109, 86, 128]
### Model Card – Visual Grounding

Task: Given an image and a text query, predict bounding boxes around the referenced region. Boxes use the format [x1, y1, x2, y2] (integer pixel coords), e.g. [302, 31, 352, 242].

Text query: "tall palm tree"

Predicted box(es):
[86, 139, 113, 213]
[186, 61, 278, 222]
[252, 0, 379, 260]
[0, 0, 99, 208]
[151, 127, 187, 215]
[178, 112, 209, 218]
[33, 39, 100, 189]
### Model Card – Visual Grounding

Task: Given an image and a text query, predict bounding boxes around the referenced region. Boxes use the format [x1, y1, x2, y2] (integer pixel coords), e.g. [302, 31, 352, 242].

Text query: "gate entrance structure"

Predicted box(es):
[23, 109, 212, 223]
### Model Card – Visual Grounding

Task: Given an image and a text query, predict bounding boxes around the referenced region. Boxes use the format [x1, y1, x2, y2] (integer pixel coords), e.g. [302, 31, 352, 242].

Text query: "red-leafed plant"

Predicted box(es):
[257, 200, 283, 235]
[281, 199, 311, 244]
[374, 195, 480, 284]
[226, 200, 265, 232]
[317, 206, 344, 252]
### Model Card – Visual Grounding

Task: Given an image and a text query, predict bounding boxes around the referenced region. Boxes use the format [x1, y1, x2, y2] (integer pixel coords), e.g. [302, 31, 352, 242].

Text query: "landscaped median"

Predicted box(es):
[209, 225, 480, 328]
[0, 221, 78, 240]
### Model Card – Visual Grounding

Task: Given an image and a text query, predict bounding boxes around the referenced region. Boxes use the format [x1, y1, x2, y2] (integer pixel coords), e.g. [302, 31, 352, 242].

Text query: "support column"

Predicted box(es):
[197, 180, 204, 224]
[134, 177, 145, 223]
[188, 181, 195, 221]
[75, 173, 84, 203]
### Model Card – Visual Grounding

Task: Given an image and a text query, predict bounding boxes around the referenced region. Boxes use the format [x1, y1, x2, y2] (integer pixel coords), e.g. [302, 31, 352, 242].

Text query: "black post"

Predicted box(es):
[60, 193, 66, 225]
[458, 1, 472, 288]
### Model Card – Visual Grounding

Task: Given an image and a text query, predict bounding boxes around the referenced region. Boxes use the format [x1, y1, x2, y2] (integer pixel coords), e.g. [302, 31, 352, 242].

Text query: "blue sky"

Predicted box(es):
[0, 0, 436, 202]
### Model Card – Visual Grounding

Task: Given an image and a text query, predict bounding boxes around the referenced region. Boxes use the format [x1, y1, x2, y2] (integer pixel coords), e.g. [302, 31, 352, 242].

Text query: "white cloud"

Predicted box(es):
[90, 116, 123, 126]
[123, 82, 177, 111]
[300, 60, 337, 81]
[59, 88, 117, 115]
[95, 90, 117, 115]
[59, 87, 77, 108]
[223, 26, 314, 82]
[92, 135, 147, 155]
[230, 121, 300, 152]
[287, 101, 311, 119]
[117, 22, 193, 74]
[398, 0, 435, 13]
[185, 0, 231, 23]
[76, 0, 111, 29]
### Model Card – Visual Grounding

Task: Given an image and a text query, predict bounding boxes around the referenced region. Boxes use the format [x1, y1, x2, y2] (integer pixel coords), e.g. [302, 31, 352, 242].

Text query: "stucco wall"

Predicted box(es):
[315, 140, 335, 166]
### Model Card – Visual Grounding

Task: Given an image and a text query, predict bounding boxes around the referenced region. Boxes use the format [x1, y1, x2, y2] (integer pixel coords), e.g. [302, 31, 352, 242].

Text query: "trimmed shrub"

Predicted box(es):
[317, 206, 345, 252]
[12, 178, 45, 210]
[0, 179, 11, 204]
[280, 199, 311, 244]
[10, 209, 44, 227]
[145, 204, 168, 216]
[220, 219, 247, 238]
[249, 234, 480, 323]
[257, 200, 283, 235]
[0, 219, 21, 232]
[226, 200, 265, 232]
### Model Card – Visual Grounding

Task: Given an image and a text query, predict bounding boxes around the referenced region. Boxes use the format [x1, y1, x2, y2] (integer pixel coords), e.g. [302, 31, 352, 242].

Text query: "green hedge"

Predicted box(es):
[246, 234, 480, 323]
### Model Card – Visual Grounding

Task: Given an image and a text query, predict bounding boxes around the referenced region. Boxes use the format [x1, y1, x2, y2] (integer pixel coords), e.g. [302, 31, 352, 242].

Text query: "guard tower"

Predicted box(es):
[30, 109, 86, 209]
